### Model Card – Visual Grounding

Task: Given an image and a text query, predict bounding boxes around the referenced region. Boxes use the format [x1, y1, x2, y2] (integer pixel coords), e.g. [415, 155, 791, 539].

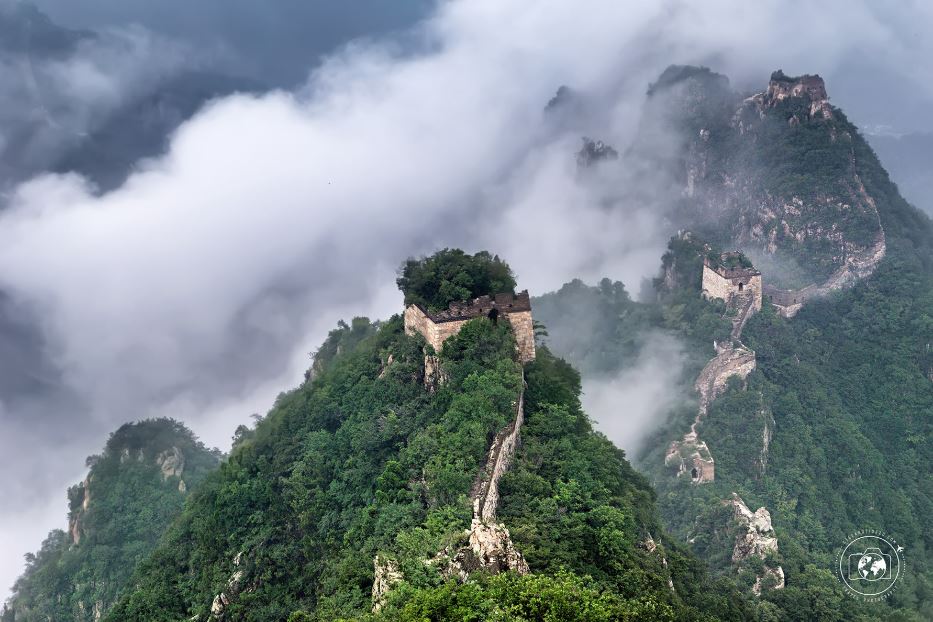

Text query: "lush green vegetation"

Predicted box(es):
[397, 249, 516, 311]
[103, 314, 513, 620]
[531, 279, 659, 377]
[102, 313, 735, 620]
[531, 253, 731, 382]
[84, 250, 767, 621]
[539, 126, 933, 619]
[2, 419, 221, 622]
[367, 571, 676, 621]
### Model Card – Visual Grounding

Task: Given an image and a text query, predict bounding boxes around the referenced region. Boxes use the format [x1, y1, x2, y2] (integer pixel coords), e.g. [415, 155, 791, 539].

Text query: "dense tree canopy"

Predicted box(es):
[396, 249, 516, 311]
[2, 419, 220, 622]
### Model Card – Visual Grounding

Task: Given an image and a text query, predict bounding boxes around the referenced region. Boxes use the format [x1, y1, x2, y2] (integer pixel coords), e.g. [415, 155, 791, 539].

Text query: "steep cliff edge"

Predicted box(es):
[638, 67, 888, 288]
[3, 419, 220, 622]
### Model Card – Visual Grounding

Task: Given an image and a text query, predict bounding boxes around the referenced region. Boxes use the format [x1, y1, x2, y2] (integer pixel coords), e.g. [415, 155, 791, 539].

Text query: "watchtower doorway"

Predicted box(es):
[738, 282, 744, 292]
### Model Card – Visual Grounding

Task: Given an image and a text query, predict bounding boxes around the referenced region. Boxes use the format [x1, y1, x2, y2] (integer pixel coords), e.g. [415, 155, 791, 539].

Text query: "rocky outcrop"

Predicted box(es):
[377, 353, 395, 379]
[210, 552, 247, 619]
[727, 494, 784, 595]
[576, 137, 618, 168]
[422, 353, 447, 393]
[371, 555, 402, 612]
[156, 446, 185, 480]
[68, 475, 92, 545]
[445, 520, 529, 582]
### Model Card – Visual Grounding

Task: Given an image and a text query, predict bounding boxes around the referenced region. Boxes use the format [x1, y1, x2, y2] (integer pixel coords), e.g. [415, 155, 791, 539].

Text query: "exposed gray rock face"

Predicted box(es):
[156, 446, 185, 480]
[210, 593, 228, 617]
[210, 552, 247, 619]
[371, 555, 403, 612]
[68, 475, 92, 545]
[377, 353, 395, 379]
[444, 520, 529, 582]
[423, 353, 447, 393]
[727, 493, 785, 595]
[576, 137, 618, 168]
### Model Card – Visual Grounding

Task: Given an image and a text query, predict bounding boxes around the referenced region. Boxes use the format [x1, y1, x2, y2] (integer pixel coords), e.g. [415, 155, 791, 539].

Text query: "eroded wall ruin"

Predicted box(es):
[404, 291, 536, 363]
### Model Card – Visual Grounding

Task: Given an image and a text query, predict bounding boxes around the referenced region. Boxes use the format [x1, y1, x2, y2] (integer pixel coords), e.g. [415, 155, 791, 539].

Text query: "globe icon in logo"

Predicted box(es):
[838, 533, 904, 599]
[856, 549, 887, 581]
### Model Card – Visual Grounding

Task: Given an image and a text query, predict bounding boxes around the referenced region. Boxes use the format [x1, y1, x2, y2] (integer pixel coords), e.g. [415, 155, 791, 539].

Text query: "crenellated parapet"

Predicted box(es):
[404, 291, 536, 363]
[702, 254, 762, 312]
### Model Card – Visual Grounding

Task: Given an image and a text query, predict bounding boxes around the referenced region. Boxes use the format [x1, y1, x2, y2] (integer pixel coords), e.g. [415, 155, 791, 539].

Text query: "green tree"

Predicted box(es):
[396, 249, 516, 311]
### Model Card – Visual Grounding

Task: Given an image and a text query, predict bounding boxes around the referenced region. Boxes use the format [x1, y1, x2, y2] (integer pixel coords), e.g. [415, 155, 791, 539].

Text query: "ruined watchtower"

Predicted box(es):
[702, 252, 762, 311]
[404, 291, 536, 363]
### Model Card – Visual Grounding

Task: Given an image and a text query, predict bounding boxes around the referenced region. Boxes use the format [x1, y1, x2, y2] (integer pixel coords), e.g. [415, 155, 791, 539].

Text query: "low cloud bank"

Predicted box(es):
[581, 333, 687, 456]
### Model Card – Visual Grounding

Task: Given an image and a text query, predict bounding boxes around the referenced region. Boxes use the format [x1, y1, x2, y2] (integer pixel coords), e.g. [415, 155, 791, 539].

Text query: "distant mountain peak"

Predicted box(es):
[757, 69, 831, 119]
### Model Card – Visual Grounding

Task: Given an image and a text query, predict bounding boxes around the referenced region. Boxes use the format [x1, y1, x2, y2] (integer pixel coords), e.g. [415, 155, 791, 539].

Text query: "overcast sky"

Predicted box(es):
[2, 0, 933, 602]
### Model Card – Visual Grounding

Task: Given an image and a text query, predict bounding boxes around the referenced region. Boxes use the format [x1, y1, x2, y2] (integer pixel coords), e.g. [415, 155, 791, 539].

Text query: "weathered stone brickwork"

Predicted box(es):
[702, 257, 762, 311]
[504, 310, 535, 365]
[404, 291, 536, 363]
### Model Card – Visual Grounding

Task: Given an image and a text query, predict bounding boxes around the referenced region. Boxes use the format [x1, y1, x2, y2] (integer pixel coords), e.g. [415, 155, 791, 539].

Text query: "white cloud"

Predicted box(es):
[581, 333, 686, 456]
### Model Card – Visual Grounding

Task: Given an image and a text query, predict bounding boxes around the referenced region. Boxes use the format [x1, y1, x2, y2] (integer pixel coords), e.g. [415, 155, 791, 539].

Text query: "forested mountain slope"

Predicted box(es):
[1, 419, 221, 622]
[538, 66, 933, 621]
[92, 253, 751, 621]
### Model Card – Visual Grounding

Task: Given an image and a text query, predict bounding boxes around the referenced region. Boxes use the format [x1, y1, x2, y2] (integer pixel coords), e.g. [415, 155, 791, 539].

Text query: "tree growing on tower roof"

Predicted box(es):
[396, 248, 516, 312]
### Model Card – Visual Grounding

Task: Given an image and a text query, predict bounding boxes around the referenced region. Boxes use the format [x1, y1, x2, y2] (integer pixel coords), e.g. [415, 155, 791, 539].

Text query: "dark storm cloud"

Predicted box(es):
[33, 0, 436, 86]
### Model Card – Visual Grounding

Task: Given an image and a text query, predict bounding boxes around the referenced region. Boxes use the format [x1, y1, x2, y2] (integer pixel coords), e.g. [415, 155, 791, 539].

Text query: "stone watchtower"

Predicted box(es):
[404, 291, 536, 363]
[702, 253, 762, 311]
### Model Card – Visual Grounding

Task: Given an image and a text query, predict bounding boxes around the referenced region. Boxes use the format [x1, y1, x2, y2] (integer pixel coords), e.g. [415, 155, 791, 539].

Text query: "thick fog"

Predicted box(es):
[2, 0, 933, 601]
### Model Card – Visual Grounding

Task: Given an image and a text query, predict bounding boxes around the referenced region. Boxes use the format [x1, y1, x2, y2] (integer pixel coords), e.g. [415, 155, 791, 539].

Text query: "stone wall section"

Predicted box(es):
[404, 305, 467, 354]
[404, 291, 536, 363]
[473, 387, 525, 523]
[504, 310, 536, 364]
[670, 261, 761, 485]
[702, 263, 762, 311]
[727, 494, 785, 595]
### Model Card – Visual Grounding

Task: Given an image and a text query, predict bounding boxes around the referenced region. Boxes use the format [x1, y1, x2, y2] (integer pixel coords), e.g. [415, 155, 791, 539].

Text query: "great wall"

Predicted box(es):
[664, 236, 885, 593]
[376, 237, 887, 604]
[373, 292, 536, 610]
[372, 379, 530, 610]
[665, 255, 762, 483]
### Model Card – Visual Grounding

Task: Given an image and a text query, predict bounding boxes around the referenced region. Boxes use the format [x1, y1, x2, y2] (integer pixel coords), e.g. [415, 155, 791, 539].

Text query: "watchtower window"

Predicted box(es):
[738, 282, 744, 292]
[691, 468, 698, 480]
[487, 308, 499, 324]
